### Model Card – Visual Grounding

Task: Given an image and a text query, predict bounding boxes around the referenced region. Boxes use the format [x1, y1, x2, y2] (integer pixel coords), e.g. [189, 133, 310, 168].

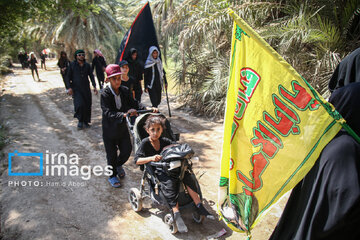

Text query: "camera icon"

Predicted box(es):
[8, 150, 43, 176]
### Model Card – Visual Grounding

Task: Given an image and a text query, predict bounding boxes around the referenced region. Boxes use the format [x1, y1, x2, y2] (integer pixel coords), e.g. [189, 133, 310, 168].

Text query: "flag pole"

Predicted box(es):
[165, 87, 172, 117]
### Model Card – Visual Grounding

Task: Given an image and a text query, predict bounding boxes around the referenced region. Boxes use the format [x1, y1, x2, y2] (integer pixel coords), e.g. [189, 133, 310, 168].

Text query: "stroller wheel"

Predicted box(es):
[164, 213, 178, 234]
[192, 211, 205, 223]
[128, 188, 143, 212]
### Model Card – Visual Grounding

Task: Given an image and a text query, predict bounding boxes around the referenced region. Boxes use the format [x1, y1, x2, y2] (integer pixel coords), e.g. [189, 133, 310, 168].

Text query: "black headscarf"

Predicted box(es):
[329, 82, 360, 136]
[125, 48, 143, 83]
[329, 48, 360, 92]
[58, 51, 68, 67]
[126, 48, 138, 64]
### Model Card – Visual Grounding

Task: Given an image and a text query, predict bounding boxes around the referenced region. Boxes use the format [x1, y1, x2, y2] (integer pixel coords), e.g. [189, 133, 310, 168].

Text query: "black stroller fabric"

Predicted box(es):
[156, 143, 199, 208]
[160, 143, 194, 162]
[156, 169, 199, 208]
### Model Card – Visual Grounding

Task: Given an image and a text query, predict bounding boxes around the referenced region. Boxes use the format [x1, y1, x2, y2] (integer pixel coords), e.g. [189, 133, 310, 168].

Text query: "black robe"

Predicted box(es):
[57, 58, 70, 87]
[29, 58, 37, 70]
[65, 60, 96, 123]
[91, 56, 107, 89]
[126, 52, 143, 101]
[120, 76, 135, 98]
[101, 85, 145, 139]
[144, 65, 167, 108]
[329, 47, 360, 92]
[270, 82, 360, 240]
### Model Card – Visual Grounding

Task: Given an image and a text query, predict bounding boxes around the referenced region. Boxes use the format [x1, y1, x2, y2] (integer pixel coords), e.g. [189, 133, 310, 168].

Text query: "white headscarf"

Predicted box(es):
[144, 46, 164, 89]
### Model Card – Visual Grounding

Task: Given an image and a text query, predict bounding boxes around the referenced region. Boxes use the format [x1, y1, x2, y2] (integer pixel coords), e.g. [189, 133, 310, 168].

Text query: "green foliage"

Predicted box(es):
[154, 0, 360, 117]
[0, 0, 127, 62]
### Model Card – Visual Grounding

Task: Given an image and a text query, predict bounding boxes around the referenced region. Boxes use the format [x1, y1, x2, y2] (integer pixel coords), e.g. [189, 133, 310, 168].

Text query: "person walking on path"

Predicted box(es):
[57, 51, 70, 88]
[101, 64, 157, 187]
[126, 48, 143, 102]
[40, 52, 46, 70]
[65, 49, 98, 130]
[18, 52, 25, 69]
[28, 52, 40, 81]
[92, 49, 107, 90]
[144, 46, 167, 108]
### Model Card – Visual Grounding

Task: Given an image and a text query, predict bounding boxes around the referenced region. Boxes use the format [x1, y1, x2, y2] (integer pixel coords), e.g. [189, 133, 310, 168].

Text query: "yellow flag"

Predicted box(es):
[218, 10, 344, 233]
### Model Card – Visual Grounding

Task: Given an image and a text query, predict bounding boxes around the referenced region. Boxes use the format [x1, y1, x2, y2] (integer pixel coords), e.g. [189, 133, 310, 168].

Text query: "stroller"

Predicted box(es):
[126, 111, 206, 234]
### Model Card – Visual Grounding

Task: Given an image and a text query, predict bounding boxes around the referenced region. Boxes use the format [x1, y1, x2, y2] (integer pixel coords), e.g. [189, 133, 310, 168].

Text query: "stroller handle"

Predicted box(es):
[137, 109, 155, 114]
[150, 162, 169, 167]
[126, 109, 154, 117]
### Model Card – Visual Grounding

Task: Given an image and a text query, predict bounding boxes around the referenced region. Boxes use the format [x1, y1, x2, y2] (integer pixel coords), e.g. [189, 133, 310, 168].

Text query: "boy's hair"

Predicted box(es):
[144, 115, 166, 130]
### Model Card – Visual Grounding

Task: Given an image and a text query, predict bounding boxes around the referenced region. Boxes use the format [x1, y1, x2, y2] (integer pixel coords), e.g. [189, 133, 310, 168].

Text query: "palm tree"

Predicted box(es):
[154, 0, 360, 117]
[27, 0, 127, 61]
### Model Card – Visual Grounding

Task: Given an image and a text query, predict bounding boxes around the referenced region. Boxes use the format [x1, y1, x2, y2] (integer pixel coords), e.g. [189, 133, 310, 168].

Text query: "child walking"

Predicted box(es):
[29, 52, 40, 81]
[101, 64, 157, 188]
[119, 60, 135, 98]
[134, 115, 211, 233]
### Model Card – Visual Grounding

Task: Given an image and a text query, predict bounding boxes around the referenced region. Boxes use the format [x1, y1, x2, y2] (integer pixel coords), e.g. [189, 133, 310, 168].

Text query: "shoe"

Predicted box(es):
[117, 165, 126, 178]
[174, 212, 188, 233]
[196, 203, 214, 219]
[77, 122, 84, 130]
[108, 176, 121, 188]
[84, 122, 91, 128]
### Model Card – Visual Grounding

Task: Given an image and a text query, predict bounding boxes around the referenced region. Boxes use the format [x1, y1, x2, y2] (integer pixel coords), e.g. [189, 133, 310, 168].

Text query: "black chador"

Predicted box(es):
[329, 47, 360, 92]
[92, 50, 107, 89]
[126, 48, 143, 102]
[144, 46, 167, 108]
[65, 57, 96, 125]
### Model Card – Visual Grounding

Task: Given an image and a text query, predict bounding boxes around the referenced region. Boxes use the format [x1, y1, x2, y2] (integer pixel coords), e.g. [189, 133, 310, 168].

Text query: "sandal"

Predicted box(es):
[108, 177, 121, 188]
[196, 203, 215, 219]
[117, 166, 126, 178]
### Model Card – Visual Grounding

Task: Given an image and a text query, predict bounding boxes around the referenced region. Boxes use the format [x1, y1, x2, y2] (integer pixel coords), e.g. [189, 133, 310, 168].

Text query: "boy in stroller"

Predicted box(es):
[134, 115, 212, 233]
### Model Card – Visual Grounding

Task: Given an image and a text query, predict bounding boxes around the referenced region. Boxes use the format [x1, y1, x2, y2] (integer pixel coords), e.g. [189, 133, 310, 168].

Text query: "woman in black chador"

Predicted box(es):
[144, 46, 167, 108]
[65, 49, 98, 130]
[126, 48, 143, 102]
[92, 49, 107, 90]
[57, 51, 70, 88]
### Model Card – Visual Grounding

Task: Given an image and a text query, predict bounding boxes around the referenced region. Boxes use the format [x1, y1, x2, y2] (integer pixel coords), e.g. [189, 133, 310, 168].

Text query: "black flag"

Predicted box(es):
[115, 2, 160, 66]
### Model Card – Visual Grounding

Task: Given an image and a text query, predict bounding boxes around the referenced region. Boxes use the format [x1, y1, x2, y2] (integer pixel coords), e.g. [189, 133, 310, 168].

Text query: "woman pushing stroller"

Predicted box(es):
[101, 64, 157, 188]
[134, 115, 212, 233]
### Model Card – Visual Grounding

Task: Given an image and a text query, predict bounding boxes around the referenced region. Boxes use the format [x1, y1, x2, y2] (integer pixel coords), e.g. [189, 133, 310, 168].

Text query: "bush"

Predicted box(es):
[0, 55, 13, 75]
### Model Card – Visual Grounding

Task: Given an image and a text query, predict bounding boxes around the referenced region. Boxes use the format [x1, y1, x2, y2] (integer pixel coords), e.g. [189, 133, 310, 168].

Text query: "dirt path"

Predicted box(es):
[0, 60, 287, 240]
